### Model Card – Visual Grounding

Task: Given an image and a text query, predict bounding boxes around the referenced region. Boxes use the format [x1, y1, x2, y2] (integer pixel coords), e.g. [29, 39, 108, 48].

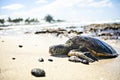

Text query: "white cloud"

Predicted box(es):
[34, 0, 112, 14]
[45, 0, 81, 8]
[1, 4, 24, 10]
[35, 0, 112, 8]
[40, 0, 112, 9]
[31, 0, 113, 15]
[35, 0, 48, 4]
[77, 0, 112, 7]
[89, 0, 112, 7]
[31, 0, 82, 14]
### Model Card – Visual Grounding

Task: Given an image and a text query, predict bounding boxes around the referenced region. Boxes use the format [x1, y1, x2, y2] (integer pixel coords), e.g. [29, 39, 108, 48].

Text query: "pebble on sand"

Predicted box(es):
[12, 57, 16, 60]
[31, 68, 45, 77]
[19, 45, 23, 48]
[38, 58, 44, 62]
[48, 59, 53, 62]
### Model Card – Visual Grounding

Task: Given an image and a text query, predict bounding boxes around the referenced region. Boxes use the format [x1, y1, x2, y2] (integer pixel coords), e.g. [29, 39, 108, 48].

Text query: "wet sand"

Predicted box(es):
[0, 34, 120, 80]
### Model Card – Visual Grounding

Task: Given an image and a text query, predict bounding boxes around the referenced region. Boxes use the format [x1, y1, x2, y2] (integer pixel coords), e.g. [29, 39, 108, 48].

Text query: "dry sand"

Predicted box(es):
[0, 34, 120, 80]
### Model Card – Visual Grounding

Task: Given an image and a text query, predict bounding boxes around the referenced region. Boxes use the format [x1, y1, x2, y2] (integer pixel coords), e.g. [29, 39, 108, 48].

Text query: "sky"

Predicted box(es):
[0, 0, 120, 22]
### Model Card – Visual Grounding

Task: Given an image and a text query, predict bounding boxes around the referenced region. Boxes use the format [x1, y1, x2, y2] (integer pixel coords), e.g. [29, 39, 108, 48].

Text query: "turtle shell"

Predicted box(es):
[65, 36, 118, 58]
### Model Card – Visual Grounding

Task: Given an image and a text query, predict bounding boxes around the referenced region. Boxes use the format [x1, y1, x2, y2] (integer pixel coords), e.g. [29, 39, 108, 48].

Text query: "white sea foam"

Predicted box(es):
[0, 22, 84, 36]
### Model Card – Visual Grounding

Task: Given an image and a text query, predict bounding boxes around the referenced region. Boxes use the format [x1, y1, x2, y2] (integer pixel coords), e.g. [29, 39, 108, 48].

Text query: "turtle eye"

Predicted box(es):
[66, 40, 73, 46]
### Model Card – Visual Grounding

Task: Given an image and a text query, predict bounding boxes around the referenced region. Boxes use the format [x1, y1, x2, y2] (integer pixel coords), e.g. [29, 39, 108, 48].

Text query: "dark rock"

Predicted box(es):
[35, 31, 47, 34]
[31, 68, 45, 77]
[19, 45, 23, 48]
[38, 58, 44, 62]
[12, 57, 16, 60]
[48, 59, 53, 62]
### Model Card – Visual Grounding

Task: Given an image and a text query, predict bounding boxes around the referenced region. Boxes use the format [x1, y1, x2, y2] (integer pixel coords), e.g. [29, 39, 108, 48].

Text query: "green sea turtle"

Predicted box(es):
[49, 36, 118, 64]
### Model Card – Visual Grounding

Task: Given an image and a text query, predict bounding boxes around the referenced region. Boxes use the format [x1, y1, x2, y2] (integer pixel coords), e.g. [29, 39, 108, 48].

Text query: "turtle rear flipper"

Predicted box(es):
[84, 52, 98, 62]
[68, 56, 89, 64]
[68, 50, 95, 63]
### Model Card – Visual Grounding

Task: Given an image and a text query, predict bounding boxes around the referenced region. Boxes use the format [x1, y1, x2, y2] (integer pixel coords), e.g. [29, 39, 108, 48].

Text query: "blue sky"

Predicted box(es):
[0, 0, 120, 22]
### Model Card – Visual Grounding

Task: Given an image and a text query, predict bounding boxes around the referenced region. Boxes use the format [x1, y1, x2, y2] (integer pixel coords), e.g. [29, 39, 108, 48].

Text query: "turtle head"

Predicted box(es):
[49, 44, 70, 56]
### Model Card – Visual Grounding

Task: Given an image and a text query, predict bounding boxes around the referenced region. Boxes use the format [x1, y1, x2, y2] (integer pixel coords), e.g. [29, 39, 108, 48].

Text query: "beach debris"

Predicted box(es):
[49, 36, 118, 64]
[82, 23, 120, 40]
[31, 68, 45, 77]
[12, 57, 16, 60]
[48, 59, 53, 62]
[38, 58, 44, 62]
[35, 28, 66, 34]
[19, 45, 23, 48]
[1, 40, 4, 42]
[34, 28, 83, 37]
[68, 56, 89, 64]
[24, 32, 31, 34]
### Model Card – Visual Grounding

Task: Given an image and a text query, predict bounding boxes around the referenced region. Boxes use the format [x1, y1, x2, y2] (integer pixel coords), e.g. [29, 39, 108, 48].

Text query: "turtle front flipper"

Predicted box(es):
[68, 49, 96, 63]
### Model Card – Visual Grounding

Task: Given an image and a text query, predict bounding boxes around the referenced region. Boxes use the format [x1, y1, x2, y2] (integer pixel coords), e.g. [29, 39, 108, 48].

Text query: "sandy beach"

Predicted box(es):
[0, 33, 120, 80]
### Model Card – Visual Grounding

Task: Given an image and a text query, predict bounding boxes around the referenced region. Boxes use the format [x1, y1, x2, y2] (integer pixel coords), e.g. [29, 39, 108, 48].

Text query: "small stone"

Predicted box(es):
[48, 59, 53, 62]
[31, 68, 45, 77]
[19, 45, 23, 48]
[38, 58, 44, 62]
[12, 57, 16, 60]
